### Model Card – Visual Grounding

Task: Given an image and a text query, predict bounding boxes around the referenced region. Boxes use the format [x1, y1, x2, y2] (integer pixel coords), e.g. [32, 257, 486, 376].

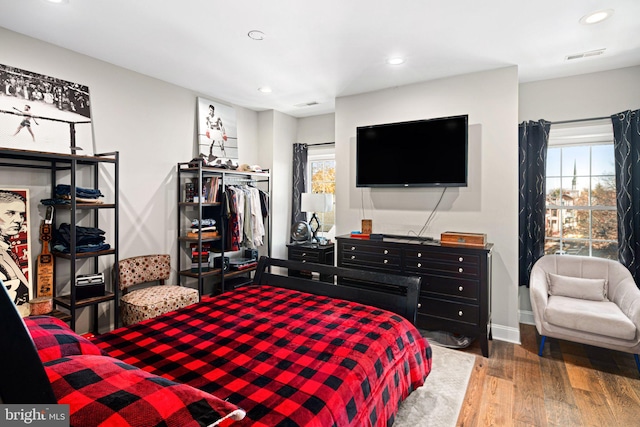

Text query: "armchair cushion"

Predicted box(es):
[547, 272, 607, 301]
[545, 295, 636, 341]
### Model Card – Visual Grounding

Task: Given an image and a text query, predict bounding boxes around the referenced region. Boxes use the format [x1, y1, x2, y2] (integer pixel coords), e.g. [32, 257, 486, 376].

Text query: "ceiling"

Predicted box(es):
[1, 0, 639, 118]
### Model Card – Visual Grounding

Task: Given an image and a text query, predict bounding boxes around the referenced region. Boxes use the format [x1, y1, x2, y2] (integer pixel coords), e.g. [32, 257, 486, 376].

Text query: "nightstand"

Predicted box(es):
[286, 242, 335, 282]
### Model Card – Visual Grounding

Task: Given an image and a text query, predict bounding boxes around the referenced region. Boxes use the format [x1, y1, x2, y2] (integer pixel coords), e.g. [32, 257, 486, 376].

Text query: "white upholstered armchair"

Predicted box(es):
[530, 254, 640, 374]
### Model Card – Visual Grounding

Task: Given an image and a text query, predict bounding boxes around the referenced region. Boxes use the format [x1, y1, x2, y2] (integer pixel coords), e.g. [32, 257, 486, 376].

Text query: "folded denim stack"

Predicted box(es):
[53, 223, 111, 253]
[41, 185, 104, 205]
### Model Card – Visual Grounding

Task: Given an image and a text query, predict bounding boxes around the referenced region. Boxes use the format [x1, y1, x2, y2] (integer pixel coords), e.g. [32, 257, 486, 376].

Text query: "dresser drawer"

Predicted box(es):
[340, 242, 400, 257]
[340, 252, 400, 272]
[421, 274, 479, 301]
[405, 249, 479, 266]
[405, 259, 480, 278]
[418, 297, 479, 325]
[289, 248, 322, 263]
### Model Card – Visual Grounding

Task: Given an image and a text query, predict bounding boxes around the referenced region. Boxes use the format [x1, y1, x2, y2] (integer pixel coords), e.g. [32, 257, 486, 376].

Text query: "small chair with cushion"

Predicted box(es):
[119, 254, 199, 326]
[530, 254, 640, 374]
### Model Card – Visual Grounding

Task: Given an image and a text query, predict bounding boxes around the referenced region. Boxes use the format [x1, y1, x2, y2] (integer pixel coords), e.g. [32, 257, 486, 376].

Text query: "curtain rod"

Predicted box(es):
[549, 116, 610, 125]
[306, 142, 335, 147]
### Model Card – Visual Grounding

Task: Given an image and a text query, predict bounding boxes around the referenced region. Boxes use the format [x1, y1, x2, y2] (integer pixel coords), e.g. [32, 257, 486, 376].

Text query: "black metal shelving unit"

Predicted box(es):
[176, 161, 270, 296]
[0, 148, 119, 332]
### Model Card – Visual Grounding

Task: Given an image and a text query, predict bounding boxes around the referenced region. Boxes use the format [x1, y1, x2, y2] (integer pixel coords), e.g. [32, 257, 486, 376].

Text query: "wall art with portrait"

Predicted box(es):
[196, 97, 238, 167]
[0, 62, 94, 155]
[0, 188, 32, 317]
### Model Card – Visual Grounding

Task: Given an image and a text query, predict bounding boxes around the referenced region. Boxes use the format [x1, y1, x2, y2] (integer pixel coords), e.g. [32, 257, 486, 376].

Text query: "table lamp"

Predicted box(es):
[301, 193, 333, 244]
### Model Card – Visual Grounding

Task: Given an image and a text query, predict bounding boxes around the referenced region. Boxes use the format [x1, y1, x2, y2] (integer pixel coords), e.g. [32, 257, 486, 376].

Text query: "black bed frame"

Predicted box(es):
[253, 256, 421, 323]
[0, 257, 421, 405]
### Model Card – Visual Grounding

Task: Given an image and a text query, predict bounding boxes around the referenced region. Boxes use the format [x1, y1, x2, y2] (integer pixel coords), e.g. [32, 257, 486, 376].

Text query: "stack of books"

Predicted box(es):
[190, 243, 211, 272]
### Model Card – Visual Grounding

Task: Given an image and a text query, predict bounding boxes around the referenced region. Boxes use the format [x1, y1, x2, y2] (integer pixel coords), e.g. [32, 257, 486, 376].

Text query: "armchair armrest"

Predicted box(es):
[611, 277, 640, 331]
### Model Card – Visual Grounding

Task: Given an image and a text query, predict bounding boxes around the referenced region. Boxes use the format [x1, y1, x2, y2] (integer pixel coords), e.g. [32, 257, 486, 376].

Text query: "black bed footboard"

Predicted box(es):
[253, 257, 421, 323]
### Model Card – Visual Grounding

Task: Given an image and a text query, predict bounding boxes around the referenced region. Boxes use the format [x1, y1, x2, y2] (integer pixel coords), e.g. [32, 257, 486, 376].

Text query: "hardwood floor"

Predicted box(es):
[456, 324, 640, 426]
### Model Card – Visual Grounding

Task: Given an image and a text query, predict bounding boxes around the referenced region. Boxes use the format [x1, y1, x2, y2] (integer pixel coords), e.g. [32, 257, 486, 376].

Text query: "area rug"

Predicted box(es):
[395, 344, 476, 427]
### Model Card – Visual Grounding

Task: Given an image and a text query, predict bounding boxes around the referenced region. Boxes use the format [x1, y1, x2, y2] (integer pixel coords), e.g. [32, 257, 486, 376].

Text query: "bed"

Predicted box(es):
[1, 257, 431, 427]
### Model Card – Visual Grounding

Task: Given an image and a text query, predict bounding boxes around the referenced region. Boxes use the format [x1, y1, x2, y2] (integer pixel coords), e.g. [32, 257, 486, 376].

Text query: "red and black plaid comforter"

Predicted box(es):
[93, 285, 432, 426]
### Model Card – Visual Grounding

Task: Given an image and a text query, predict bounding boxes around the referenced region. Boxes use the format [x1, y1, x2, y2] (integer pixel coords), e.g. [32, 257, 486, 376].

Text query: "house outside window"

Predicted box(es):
[308, 152, 335, 233]
[545, 121, 617, 259]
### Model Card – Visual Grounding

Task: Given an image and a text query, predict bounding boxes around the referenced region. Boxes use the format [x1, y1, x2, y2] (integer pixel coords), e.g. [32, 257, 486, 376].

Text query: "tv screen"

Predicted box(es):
[356, 115, 468, 187]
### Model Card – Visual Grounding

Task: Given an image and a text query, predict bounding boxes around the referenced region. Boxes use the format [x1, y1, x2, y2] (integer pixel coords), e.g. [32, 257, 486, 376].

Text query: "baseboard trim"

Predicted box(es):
[519, 310, 535, 326]
[491, 323, 521, 345]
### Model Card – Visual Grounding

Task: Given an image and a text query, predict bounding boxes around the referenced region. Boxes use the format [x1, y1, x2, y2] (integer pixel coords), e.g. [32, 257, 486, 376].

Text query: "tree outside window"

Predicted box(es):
[309, 158, 335, 232]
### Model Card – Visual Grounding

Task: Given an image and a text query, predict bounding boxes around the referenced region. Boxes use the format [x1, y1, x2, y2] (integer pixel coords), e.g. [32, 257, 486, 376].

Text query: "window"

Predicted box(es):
[308, 151, 335, 233]
[545, 122, 617, 259]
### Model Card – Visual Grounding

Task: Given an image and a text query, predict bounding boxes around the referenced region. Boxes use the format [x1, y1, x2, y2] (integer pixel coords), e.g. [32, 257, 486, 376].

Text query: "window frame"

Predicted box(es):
[544, 121, 617, 259]
[307, 149, 335, 233]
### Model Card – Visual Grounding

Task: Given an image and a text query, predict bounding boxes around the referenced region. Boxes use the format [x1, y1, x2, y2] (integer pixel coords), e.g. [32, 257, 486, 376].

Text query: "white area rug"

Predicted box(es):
[395, 344, 476, 427]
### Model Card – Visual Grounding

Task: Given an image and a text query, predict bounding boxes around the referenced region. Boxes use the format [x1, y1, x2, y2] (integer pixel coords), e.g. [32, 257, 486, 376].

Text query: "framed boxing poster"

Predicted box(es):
[0, 188, 32, 317]
[196, 97, 238, 166]
[0, 62, 94, 155]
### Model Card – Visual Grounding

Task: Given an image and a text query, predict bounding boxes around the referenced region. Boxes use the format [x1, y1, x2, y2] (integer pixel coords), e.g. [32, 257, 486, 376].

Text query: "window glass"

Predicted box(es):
[544, 122, 616, 259]
[308, 154, 335, 233]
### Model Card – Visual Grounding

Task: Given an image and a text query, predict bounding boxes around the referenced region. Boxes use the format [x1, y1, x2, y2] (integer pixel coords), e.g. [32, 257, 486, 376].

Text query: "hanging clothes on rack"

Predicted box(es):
[224, 183, 268, 250]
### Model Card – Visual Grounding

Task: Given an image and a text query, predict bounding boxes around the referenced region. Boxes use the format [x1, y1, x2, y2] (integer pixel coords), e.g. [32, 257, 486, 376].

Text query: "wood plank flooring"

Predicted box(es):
[456, 324, 640, 426]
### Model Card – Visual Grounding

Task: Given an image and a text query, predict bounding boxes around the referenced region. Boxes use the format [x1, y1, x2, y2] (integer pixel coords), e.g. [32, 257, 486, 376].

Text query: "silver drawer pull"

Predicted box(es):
[302, 252, 307, 256]
[458, 267, 463, 273]
[418, 252, 422, 258]
[417, 303, 422, 309]
[384, 259, 388, 264]
[384, 249, 388, 254]
[459, 286, 464, 292]
[458, 310, 463, 317]
[459, 257, 464, 262]
[417, 262, 422, 268]
[302, 260, 306, 263]
[351, 246, 356, 250]
[351, 255, 356, 259]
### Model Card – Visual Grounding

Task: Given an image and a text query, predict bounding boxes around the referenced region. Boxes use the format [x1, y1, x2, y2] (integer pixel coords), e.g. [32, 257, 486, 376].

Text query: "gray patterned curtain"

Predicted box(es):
[519, 120, 550, 287]
[611, 109, 640, 286]
[291, 143, 308, 227]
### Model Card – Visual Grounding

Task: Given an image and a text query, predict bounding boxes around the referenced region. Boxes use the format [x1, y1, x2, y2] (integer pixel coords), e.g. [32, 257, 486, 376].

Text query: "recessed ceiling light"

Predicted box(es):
[386, 57, 405, 65]
[248, 30, 265, 41]
[579, 9, 614, 25]
[258, 86, 272, 93]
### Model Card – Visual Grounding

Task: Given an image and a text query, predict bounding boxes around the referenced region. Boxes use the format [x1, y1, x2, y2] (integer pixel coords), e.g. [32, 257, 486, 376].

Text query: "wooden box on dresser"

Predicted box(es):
[336, 234, 493, 357]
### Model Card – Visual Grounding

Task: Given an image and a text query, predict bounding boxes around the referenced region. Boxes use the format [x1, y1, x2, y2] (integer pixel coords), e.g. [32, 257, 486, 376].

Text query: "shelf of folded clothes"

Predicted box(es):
[51, 223, 112, 257]
[41, 184, 109, 207]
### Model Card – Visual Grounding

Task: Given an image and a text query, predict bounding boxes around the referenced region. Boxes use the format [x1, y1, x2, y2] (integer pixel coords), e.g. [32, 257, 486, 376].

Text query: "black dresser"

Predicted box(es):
[336, 235, 493, 357]
[287, 243, 335, 282]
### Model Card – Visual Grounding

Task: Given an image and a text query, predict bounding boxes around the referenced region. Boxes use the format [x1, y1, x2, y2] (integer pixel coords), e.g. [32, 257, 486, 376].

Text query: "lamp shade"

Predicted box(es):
[301, 193, 333, 213]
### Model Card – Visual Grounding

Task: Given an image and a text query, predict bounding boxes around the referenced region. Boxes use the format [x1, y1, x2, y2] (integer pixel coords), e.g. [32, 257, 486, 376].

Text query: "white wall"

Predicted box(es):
[335, 66, 521, 343]
[519, 65, 640, 122]
[297, 113, 336, 144]
[518, 65, 640, 323]
[0, 27, 266, 333]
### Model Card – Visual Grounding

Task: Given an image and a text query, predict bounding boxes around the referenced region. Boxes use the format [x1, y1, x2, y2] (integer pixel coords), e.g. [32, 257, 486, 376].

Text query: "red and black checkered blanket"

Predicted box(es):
[93, 285, 432, 426]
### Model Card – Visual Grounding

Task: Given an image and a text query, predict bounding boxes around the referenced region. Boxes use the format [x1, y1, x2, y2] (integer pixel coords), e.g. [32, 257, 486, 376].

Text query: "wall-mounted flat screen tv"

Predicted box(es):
[356, 114, 468, 187]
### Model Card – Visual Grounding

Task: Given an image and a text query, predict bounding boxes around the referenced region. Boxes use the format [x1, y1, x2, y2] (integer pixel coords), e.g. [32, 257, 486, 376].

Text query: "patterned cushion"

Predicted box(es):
[24, 315, 106, 363]
[121, 285, 199, 326]
[44, 354, 245, 427]
[118, 254, 171, 290]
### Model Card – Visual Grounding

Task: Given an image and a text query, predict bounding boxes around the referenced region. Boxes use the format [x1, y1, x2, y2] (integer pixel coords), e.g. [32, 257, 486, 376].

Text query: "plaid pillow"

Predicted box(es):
[44, 355, 245, 427]
[24, 316, 106, 363]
